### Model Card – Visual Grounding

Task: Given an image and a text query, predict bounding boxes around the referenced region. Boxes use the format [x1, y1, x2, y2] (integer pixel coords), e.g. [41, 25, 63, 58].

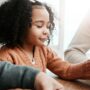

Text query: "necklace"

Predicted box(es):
[31, 46, 35, 65]
[19, 45, 36, 65]
[32, 58, 35, 64]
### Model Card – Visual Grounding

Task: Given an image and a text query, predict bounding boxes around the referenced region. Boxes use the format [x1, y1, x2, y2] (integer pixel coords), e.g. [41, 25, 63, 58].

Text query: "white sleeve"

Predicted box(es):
[65, 12, 90, 63]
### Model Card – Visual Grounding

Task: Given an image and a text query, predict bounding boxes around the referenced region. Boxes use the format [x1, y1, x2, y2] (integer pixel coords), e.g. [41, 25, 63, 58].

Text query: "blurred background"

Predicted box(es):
[0, 0, 90, 76]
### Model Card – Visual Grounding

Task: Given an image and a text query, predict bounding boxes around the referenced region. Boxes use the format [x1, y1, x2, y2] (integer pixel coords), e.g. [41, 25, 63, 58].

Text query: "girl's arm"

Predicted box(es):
[47, 47, 90, 80]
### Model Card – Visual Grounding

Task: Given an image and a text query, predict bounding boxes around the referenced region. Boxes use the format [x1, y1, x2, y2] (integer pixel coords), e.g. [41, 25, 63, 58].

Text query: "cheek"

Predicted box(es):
[28, 27, 43, 40]
[31, 28, 42, 37]
[31, 31, 40, 38]
[27, 31, 39, 42]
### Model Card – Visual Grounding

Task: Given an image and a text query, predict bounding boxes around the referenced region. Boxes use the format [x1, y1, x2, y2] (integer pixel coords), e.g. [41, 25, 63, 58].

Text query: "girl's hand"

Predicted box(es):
[34, 72, 64, 90]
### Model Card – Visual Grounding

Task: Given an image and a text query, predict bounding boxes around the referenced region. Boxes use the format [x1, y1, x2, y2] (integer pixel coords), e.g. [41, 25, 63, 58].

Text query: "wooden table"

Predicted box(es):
[46, 71, 90, 90]
[10, 71, 90, 90]
[15, 78, 90, 90]
[56, 78, 90, 90]
[29, 78, 90, 90]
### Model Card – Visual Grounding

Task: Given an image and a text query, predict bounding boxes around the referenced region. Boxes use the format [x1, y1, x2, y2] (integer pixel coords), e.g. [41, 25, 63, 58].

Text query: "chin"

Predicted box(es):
[36, 42, 45, 47]
[34, 40, 46, 46]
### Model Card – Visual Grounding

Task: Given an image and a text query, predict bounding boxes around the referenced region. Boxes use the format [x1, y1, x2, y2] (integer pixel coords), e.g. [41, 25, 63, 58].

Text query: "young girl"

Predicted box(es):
[0, 0, 90, 89]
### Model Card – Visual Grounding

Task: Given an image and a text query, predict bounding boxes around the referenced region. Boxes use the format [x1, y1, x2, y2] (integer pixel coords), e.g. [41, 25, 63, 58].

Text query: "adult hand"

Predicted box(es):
[34, 72, 64, 90]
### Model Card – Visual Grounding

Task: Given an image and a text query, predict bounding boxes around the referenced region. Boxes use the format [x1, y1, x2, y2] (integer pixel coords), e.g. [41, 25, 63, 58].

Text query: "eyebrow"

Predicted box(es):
[33, 20, 50, 24]
[33, 20, 43, 23]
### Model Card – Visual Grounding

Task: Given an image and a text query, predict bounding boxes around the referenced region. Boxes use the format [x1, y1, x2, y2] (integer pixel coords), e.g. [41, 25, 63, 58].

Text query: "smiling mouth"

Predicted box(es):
[39, 38, 48, 42]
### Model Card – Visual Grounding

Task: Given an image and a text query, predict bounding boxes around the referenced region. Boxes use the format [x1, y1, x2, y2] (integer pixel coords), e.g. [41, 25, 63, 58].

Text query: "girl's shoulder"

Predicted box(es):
[0, 45, 21, 58]
[0, 45, 9, 54]
[0, 45, 14, 63]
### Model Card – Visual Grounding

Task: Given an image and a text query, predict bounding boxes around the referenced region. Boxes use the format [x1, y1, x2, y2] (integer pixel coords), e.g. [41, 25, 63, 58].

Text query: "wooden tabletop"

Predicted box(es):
[56, 78, 90, 90]
[46, 71, 90, 90]
[18, 78, 90, 90]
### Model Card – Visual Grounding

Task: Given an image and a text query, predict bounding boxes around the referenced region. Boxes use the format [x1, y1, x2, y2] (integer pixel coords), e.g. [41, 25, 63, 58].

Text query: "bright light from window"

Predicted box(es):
[64, 0, 90, 50]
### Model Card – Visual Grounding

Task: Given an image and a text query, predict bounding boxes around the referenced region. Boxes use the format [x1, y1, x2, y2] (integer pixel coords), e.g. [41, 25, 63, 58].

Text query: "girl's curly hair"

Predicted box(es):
[0, 0, 55, 47]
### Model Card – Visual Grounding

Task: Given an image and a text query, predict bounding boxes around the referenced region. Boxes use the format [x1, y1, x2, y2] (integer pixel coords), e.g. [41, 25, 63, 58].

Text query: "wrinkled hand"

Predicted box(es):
[34, 72, 64, 90]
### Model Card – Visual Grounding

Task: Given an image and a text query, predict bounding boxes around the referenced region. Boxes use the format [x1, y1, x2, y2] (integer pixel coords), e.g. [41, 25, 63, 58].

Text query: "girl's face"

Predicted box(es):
[26, 6, 51, 46]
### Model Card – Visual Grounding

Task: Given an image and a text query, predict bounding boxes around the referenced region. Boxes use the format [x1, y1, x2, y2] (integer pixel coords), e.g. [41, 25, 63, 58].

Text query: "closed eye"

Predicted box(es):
[36, 25, 43, 28]
[33, 21, 43, 28]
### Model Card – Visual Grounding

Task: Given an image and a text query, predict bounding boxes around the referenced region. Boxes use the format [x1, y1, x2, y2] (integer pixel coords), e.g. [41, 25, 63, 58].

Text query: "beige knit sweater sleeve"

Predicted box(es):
[65, 11, 90, 63]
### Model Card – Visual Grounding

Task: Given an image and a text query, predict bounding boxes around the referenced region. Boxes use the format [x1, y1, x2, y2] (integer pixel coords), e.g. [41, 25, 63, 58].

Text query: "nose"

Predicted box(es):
[43, 29, 50, 36]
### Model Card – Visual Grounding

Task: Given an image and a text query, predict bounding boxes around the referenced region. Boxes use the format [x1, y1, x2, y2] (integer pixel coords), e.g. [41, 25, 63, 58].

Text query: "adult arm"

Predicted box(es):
[0, 61, 39, 89]
[65, 12, 90, 63]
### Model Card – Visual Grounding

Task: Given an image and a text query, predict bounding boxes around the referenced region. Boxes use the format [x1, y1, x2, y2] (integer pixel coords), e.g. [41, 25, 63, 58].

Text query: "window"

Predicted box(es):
[64, 0, 90, 50]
